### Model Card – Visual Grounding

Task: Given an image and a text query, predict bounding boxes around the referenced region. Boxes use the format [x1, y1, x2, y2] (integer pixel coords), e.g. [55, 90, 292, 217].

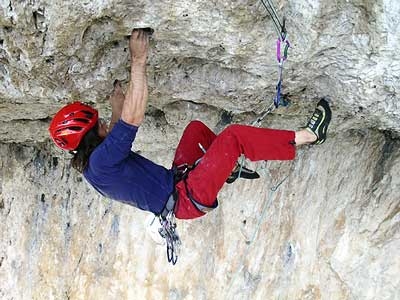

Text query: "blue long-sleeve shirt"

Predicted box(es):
[83, 119, 174, 214]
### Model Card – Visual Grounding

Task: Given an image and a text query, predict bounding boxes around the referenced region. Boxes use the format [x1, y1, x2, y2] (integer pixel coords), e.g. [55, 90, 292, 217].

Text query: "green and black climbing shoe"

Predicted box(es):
[226, 165, 260, 184]
[305, 98, 332, 145]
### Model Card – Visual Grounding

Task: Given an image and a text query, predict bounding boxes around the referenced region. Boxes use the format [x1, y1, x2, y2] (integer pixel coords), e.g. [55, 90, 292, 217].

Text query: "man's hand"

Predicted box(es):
[129, 29, 150, 65]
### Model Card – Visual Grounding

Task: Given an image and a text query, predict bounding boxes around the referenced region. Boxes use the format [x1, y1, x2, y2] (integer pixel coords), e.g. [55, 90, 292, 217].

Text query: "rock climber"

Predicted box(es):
[49, 28, 332, 220]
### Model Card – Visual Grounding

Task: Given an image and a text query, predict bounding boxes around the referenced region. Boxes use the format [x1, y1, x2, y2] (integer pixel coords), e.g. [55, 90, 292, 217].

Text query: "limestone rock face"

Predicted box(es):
[1, 132, 399, 300]
[0, 0, 399, 299]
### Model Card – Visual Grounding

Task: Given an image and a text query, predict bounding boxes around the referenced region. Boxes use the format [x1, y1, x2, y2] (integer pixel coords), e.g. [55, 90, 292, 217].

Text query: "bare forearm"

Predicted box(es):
[109, 105, 123, 131]
[121, 63, 148, 126]
[121, 28, 150, 126]
[108, 81, 125, 132]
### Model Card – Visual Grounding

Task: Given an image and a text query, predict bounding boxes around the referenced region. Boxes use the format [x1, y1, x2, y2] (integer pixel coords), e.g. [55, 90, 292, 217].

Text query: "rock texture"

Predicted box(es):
[1, 131, 399, 300]
[0, 0, 399, 299]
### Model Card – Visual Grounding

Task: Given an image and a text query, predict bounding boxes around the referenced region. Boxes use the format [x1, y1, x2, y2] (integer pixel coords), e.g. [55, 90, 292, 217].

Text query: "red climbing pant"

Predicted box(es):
[172, 120, 296, 219]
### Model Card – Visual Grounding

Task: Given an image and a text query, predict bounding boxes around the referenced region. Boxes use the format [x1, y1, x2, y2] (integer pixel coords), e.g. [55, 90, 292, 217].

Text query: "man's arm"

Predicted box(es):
[108, 80, 125, 132]
[121, 29, 150, 126]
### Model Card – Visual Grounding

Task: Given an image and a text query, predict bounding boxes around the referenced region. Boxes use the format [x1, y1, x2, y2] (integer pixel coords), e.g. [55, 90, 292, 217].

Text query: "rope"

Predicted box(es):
[236, 0, 292, 213]
[251, 102, 276, 127]
[244, 0, 290, 129]
[226, 174, 289, 297]
[259, 0, 286, 40]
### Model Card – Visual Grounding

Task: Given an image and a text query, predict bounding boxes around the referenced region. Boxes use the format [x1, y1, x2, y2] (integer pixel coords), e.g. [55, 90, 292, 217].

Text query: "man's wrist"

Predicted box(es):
[131, 61, 147, 68]
[131, 62, 146, 75]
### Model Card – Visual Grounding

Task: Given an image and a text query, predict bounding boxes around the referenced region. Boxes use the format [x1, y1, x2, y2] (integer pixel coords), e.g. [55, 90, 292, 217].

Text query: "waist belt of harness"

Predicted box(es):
[172, 164, 218, 214]
[183, 178, 218, 213]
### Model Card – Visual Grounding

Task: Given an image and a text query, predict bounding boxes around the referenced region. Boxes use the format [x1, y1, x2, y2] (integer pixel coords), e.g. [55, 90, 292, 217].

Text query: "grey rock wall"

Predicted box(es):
[0, 0, 399, 299]
[1, 128, 399, 300]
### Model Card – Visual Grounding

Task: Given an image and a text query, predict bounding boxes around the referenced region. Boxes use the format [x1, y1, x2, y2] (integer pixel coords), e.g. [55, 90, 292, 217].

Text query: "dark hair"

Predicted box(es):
[70, 123, 103, 173]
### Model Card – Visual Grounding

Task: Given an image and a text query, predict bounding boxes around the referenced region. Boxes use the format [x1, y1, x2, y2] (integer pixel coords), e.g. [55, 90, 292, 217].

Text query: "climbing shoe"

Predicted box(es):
[305, 98, 332, 145]
[226, 164, 260, 184]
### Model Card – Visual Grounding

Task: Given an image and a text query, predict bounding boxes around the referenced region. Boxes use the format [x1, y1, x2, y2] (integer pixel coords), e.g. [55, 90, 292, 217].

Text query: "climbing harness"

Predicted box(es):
[174, 155, 219, 214]
[154, 150, 218, 265]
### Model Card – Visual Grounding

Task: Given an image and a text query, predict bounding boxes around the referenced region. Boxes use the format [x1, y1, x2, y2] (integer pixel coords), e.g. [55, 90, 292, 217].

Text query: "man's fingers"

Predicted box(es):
[131, 28, 152, 41]
[131, 29, 144, 39]
[138, 30, 149, 43]
[131, 29, 140, 38]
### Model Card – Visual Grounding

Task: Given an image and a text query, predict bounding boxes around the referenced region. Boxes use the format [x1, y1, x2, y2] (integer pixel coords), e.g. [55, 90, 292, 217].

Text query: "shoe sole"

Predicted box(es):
[226, 167, 260, 184]
[314, 99, 332, 144]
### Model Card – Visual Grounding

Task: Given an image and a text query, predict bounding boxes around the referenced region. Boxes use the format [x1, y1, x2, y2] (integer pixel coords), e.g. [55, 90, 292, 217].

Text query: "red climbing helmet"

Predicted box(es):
[49, 101, 98, 151]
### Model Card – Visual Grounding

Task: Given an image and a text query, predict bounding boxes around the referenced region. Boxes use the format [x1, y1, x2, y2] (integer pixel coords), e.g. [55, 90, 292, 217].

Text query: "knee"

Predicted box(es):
[219, 124, 242, 143]
[219, 124, 246, 146]
[223, 124, 242, 135]
[186, 120, 207, 130]
[188, 120, 206, 127]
